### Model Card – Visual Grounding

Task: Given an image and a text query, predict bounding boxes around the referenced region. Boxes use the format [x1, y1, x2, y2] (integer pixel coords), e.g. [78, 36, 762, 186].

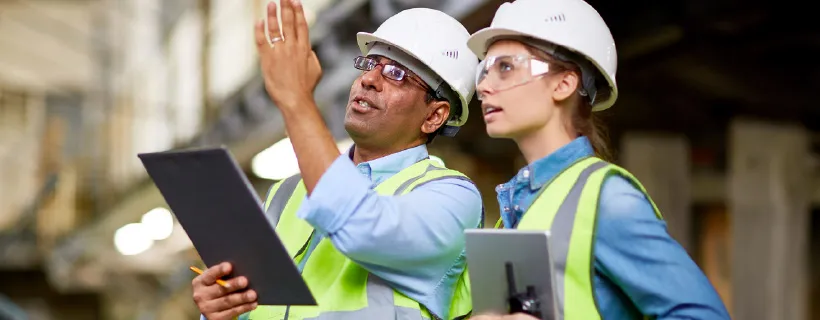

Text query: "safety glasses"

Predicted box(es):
[475, 54, 551, 99]
[353, 56, 431, 91]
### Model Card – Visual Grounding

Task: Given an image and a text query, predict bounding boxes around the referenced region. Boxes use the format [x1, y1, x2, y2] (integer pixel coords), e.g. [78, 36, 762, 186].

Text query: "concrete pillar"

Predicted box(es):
[729, 119, 810, 320]
[621, 132, 693, 252]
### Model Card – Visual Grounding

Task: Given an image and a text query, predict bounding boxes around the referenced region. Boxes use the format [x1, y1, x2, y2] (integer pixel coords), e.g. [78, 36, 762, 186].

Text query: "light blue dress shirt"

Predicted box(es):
[215, 144, 483, 320]
[496, 137, 730, 319]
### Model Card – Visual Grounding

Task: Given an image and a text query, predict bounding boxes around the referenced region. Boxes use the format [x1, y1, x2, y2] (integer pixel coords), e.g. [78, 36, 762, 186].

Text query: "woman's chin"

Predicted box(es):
[485, 125, 515, 139]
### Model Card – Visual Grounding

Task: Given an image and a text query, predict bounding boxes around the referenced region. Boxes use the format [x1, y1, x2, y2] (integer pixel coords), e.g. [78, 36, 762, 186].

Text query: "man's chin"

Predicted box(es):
[343, 120, 371, 139]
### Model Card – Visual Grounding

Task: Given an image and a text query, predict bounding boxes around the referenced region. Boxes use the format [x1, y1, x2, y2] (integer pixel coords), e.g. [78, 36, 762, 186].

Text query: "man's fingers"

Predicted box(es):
[210, 302, 259, 320]
[193, 266, 243, 303]
[192, 283, 225, 305]
[266, 2, 282, 42]
[200, 262, 232, 287]
[291, 0, 310, 49]
[254, 20, 268, 49]
[222, 276, 250, 294]
[309, 50, 323, 82]
[279, 0, 296, 43]
[201, 290, 258, 314]
[193, 278, 251, 314]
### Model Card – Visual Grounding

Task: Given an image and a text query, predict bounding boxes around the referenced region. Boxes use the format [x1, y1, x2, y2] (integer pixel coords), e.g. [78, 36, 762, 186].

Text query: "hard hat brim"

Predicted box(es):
[357, 32, 409, 60]
[356, 32, 438, 86]
[467, 27, 535, 60]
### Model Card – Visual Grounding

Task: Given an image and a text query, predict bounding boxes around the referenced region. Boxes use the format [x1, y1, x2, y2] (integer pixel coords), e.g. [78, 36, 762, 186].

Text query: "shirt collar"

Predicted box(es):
[346, 144, 429, 183]
[516, 136, 595, 190]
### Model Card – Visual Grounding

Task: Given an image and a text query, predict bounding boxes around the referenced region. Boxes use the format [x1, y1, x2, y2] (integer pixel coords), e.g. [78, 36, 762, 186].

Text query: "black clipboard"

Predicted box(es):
[138, 146, 316, 306]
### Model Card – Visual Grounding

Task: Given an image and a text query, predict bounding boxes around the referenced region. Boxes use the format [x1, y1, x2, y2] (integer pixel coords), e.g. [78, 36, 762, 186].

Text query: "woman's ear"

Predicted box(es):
[553, 71, 580, 102]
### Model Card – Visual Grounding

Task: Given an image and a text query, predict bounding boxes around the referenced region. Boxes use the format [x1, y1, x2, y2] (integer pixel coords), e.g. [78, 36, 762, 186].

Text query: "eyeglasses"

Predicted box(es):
[475, 54, 552, 99]
[353, 56, 431, 91]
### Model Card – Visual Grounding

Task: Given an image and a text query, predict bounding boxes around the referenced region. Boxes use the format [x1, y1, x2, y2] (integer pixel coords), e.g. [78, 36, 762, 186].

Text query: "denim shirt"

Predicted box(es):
[221, 144, 483, 320]
[497, 137, 730, 319]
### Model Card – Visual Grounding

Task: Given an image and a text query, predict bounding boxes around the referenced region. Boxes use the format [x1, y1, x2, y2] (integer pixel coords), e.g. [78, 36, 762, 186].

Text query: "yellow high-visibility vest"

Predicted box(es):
[249, 158, 476, 320]
[494, 157, 663, 320]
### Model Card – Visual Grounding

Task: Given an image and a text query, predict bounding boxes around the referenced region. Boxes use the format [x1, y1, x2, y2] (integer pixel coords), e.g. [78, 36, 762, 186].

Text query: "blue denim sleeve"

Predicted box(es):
[294, 155, 483, 313]
[595, 176, 731, 319]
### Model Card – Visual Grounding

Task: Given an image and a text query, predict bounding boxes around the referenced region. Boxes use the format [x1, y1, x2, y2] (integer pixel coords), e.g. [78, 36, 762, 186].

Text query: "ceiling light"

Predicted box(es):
[114, 223, 154, 256]
[252, 137, 300, 180]
[252, 137, 356, 180]
[141, 207, 175, 241]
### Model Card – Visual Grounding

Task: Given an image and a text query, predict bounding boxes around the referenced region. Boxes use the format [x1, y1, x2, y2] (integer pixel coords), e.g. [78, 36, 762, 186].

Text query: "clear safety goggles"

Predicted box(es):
[475, 55, 551, 99]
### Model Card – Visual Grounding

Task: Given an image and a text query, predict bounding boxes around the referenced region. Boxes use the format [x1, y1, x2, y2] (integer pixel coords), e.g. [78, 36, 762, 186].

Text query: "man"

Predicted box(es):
[190, 1, 482, 319]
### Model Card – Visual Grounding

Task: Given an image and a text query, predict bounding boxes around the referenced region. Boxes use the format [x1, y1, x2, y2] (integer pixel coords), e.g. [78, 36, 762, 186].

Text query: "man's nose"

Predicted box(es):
[360, 67, 384, 91]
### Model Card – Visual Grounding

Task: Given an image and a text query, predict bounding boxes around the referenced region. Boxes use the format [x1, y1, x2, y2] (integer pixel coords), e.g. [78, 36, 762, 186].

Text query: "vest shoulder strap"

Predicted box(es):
[390, 160, 485, 228]
[375, 158, 468, 194]
[518, 157, 603, 229]
[590, 163, 663, 220]
[263, 173, 302, 227]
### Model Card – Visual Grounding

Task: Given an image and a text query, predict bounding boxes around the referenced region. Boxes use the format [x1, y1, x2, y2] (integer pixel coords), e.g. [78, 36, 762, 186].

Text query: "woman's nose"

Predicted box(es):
[476, 79, 494, 99]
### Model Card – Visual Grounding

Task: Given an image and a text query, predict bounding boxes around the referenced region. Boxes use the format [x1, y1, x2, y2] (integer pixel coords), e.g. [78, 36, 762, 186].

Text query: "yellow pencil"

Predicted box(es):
[190, 266, 229, 288]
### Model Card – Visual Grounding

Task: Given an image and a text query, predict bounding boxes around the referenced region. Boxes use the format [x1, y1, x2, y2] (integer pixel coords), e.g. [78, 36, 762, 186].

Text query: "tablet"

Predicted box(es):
[465, 229, 558, 320]
[138, 146, 316, 306]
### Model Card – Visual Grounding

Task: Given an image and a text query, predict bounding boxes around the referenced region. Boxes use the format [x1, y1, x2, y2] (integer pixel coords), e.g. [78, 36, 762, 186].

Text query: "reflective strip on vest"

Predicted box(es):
[249, 275, 430, 320]
[263, 174, 302, 226]
[250, 159, 475, 320]
[517, 157, 663, 320]
[393, 164, 448, 195]
[549, 160, 607, 320]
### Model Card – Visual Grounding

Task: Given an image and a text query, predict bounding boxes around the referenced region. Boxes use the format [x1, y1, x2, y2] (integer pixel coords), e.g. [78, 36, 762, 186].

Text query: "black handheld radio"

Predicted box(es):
[505, 262, 542, 318]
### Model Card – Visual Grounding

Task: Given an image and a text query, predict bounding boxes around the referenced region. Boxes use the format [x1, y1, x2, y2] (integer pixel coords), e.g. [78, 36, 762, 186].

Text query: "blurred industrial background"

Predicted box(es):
[0, 0, 818, 319]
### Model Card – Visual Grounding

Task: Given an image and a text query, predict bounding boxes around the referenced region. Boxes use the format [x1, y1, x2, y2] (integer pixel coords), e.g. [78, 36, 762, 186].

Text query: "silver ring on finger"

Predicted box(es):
[269, 36, 283, 48]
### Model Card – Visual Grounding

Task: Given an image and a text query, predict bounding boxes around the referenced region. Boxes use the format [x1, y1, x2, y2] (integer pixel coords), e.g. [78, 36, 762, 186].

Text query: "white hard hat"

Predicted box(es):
[357, 8, 478, 134]
[467, 0, 618, 111]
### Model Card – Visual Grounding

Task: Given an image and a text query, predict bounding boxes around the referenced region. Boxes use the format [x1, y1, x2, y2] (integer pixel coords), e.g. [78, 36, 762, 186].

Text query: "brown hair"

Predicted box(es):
[572, 98, 613, 161]
[524, 43, 613, 162]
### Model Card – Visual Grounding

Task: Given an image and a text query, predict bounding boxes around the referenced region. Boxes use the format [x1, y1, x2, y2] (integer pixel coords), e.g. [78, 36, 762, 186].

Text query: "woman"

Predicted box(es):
[466, 0, 731, 319]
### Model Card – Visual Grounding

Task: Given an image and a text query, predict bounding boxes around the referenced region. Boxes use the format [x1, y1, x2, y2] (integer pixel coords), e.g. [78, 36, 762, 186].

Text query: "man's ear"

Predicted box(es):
[553, 71, 580, 102]
[421, 100, 450, 135]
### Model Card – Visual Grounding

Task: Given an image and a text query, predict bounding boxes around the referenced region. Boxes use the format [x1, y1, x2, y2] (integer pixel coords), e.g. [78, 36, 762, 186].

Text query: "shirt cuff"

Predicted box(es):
[296, 154, 371, 234]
